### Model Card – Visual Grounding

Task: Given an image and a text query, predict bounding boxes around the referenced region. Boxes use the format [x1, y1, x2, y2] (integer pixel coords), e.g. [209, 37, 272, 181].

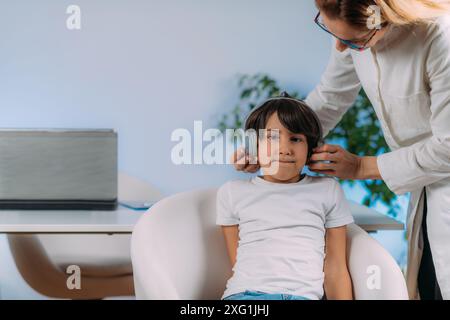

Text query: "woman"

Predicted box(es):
[234, 0, 450, 300]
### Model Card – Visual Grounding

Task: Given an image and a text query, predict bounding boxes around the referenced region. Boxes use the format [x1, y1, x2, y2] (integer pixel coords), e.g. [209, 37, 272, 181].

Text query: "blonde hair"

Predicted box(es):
[316, 0, 450, 29]
[377, 0, 450, 25]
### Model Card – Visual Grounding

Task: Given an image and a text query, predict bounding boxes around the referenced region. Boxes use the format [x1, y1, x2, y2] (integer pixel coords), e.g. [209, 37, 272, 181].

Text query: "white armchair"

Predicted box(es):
[131, 188, 408, 300]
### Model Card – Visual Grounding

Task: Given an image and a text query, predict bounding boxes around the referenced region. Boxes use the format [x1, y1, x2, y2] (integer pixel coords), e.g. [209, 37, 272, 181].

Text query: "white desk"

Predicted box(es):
[0, 206, 142, 234]
[349, 202, 404, 232]
[0, 201, 403, 234]
[0, 172, 162, 234]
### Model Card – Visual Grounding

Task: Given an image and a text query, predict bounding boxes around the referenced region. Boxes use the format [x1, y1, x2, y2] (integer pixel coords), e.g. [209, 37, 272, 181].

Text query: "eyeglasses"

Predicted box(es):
[314, 12, 384, 51]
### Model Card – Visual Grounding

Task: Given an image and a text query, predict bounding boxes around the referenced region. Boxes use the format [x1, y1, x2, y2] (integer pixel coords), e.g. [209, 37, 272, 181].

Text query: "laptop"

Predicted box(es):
[0, 129, 118, 210]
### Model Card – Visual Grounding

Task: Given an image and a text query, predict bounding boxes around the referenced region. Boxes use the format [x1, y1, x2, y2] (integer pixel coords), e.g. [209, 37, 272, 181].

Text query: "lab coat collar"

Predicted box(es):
[371, 23, 409, 51]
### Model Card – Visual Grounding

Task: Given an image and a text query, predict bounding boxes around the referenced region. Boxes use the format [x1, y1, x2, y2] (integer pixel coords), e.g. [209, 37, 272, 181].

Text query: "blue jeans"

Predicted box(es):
[223, 290, 309, 300]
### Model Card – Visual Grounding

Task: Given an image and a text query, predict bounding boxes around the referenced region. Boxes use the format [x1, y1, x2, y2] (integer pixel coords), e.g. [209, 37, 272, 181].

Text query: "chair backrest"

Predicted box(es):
[346, 223, 408, 299]
[131, 188, 230, 299]
[131, 188, 408, 300]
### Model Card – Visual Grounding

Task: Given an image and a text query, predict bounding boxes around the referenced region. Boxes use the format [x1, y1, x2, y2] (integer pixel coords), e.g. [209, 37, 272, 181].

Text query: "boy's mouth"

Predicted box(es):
[273, 159, 296, 164]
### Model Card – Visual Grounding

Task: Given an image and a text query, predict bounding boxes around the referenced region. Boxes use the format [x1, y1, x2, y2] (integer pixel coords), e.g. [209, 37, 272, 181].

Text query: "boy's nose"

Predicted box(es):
[278, 140, 293, 155]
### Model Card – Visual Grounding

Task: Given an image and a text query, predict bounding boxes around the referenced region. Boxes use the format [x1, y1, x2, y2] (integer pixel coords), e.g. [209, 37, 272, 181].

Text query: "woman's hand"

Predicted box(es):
[231, 147, 260, 173]
[308, 144, 381, 180]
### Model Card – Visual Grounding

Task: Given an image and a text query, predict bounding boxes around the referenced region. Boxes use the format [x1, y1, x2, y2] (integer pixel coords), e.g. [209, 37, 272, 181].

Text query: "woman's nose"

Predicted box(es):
[335, 40, 348, 52]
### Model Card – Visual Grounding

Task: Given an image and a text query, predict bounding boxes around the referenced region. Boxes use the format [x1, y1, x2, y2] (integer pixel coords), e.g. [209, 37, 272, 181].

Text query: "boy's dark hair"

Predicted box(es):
[244, 92, 323, 159]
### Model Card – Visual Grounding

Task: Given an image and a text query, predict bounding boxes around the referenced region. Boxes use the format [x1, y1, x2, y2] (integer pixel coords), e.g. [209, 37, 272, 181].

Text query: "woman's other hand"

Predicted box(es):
[308, 144, 381, 180]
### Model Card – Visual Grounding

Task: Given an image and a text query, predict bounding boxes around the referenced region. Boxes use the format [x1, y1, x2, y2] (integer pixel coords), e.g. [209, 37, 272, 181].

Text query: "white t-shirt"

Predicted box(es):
[216, 174, 354, 300]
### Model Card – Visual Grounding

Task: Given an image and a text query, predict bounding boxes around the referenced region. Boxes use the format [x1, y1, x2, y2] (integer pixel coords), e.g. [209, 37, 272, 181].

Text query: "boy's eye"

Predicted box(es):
[291, 137, 303, 142]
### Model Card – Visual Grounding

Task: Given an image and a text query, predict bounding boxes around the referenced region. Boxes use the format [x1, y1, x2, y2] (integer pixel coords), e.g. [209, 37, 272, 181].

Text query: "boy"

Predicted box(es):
[217, 92, 354, 300]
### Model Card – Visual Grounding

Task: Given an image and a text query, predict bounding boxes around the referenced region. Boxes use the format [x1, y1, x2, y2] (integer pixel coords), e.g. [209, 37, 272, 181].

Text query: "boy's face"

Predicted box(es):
[258, 112, 308, 183]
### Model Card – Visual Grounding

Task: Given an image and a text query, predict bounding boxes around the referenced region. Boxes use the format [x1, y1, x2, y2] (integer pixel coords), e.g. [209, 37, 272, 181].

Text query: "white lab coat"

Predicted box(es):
[305, 16, 450, 300]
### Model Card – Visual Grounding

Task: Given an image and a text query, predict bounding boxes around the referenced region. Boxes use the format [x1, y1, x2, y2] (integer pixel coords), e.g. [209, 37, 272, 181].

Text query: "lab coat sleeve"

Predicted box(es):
[305, 40, 362, 137]
[377, 23, 450, 195]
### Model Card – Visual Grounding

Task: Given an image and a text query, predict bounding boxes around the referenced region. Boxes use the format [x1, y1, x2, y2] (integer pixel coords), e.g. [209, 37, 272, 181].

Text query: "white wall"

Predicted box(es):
[0, 0, 331, 196]
[0, 1, 409, 299]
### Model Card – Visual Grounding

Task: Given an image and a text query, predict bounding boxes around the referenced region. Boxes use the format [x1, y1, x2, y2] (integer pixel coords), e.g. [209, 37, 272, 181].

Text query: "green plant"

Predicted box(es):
[218, 74, 300, 133]
[218, 73, 399, 217]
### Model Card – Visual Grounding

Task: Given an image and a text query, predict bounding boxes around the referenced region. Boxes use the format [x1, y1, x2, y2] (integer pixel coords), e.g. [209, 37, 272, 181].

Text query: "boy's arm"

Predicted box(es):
[221, 225, 239, 268]
[324, 225, 353, 300]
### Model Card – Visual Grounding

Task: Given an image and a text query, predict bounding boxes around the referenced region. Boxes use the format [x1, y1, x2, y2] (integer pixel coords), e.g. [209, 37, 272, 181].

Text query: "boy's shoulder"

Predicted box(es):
[218, 178, 253, 192]
[305, 175, 344, 199]
[216, 178, 253, 203]
[306, 175, 340, 188]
